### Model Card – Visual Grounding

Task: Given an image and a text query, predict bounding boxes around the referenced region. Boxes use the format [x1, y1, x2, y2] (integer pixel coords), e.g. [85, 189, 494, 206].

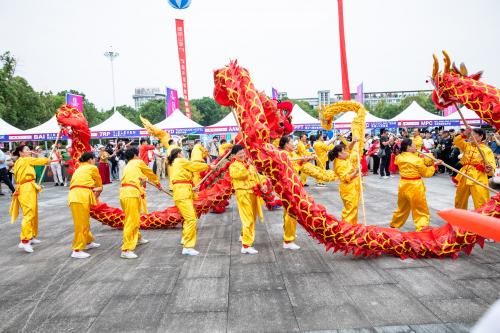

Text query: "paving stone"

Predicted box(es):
[458, 278, 500, 303]
[115, 266, 179, 296]
[329, 259, 395, 286]
[158, 311, 227, 333]
[88, 295, 169, 332]
[348, 284, 440, 326]
[229, 262, 285, 292]
[373, 326, 414, 333]
[426, 257, 500, 280]
[420, 298, 489, 323]
[167, 277, 228, 313]
[276, 250, 332, 274]
[230, 242, 277, 265]
[284, 272, 371, 330]
[179, 254, 229, 279]
[410, 322, 472, 333]
[33, 316, 96, 333]
[228, 290, 299, 333]
[386, 267, 476, 300]
[469, 243, 500, 264]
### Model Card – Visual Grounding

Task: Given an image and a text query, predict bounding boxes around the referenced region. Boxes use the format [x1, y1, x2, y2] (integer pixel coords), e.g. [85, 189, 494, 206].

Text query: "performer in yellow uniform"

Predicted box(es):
[190, 139, 208, 185]
[120, 147, 161, 259]
[313, 133, 335, 187]
[9, 145, 49, 253]
[412, 128, 423, 154]
[329, 138, 360, 225]
[168, 148, 212, 255]
[218, 139, 233, 156]
[229, 145, 267, 255]
[280, 136, 315, 250]
[166, 138, 179, 190]
[68, 152, 103, 259]
[390, 138, 440, 231]
[453, 128, 495, 209]
[296, 134, 313, 186]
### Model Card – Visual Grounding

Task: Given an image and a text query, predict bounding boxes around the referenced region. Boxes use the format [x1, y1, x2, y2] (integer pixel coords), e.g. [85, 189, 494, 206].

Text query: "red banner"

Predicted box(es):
[175, 19, 191, 118]
[337, 0, 351, 101]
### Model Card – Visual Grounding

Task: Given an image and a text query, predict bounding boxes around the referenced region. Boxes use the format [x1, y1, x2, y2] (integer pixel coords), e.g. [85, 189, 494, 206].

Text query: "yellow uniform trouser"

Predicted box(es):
[340, 178, 360, 225]
[300, 172, 307, 185]
[70, 202, 94, 250]
[235, 190, 258, 246]
[19, 190, 39, 241]
[283, 211, 297, 243]
[390, 180, 430, 231]
[120, 197, 142, 251]
[176, 199, 197, 248]
[454, 178, 489, 210]
[316, 159, 326, 184]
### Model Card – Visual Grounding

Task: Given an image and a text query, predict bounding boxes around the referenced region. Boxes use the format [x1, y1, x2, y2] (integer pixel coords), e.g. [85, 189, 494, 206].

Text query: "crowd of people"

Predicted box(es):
[3, 126, 498, 259]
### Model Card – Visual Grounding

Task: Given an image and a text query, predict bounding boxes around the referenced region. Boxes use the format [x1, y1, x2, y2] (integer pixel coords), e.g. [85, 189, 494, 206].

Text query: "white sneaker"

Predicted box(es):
[30, 238, 42, 245]
[120, 251, 138, 259]
[241, 247, 258, 254]
[71, 251, 90, 259]
[283, 242, 301, 250]
[383, 176, 389, 179]
[86, 242, 100, 250]
[238, 235, 242, 242]
[18, 242, 34, 253]
[182, 248, 199, 256]
[138, 238, 149, 245]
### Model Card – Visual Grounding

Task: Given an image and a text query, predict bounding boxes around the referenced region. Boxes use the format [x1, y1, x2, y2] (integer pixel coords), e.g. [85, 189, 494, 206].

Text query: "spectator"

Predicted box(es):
[379, 130, 392, 178]
[0, 147, 15, 195]
[50, 144, 64, 186]
[422, 131, 435, 153]
[97, 145, 111, 185]
[139, 139, 155, 165]
[437, 130, 453, 174]
[367, 136, 380, 175]
[207, 136, 220, 161]
[154, 143, 166, 179]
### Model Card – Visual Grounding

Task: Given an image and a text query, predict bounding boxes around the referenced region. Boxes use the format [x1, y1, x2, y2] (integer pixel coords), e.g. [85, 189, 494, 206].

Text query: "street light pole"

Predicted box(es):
[104, 48, 119, 113]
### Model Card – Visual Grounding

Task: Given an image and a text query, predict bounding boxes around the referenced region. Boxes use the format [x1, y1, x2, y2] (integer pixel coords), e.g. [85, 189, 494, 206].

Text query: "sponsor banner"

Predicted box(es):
[334, 121, 398, 130]
[397, 119, 461, 127]
[293, 124, 324, 131]
[161, 127, 204, 135]
[175, 19, 191, 118]
[66, 93, 84, 112]
[272, 87, 278, 100]
[166, 87, 179, 117]
[205, 126, 240, 134]
[443, 105, 458, 117]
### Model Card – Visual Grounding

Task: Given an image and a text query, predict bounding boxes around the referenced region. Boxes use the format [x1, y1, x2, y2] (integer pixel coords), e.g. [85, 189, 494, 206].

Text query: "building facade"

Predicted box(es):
[132, 87, 164, 109]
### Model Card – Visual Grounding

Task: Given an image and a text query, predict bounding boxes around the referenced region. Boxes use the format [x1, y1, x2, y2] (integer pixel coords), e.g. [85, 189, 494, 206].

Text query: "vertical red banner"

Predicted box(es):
[337, 0, 351, 101]
[175, 19, 191, 118]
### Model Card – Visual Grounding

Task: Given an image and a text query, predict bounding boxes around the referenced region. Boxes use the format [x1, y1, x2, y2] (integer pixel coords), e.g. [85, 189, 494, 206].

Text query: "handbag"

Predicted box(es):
[376, 148, 385, 158]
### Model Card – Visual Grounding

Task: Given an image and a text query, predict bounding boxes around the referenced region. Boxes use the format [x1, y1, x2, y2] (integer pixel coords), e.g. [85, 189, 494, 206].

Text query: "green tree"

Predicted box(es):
[190, 97, 227, 126]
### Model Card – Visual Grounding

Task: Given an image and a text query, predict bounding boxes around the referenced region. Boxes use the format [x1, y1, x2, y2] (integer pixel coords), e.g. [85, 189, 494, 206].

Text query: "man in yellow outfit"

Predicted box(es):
[229, 145, 267, 255]
[9, 145, 49, 253]
[120, 147, 161, 259]
[330, 139, 361, 225]
[280, 136, 316, 250]
[454, 128, 495, 209]
[168, 148, 212, 255]
[190, 139, 208, 185]
[412, 128, 423, 154]
[296, 134, 313, 186]
[68, 152, 103, 259]
[313, 133, 335, 187]
[166, 138, 179, 190]
[218, 139, 233, 156]
[390, 138, 440, 231]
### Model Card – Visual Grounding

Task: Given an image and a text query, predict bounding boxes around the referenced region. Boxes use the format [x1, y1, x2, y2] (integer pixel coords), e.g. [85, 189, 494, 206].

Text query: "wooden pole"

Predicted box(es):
[417, 150, 498, 194]
[192, 146, 235, 191]
[356, 142, 367, 226]
[38, 130, 62, 186]
[145, 179, 173, 197]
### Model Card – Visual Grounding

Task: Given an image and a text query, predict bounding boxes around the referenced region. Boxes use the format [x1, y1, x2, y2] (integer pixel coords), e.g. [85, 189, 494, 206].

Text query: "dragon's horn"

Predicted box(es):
[442, 50, 451, 73]
[432, 54, 439, 78]
[452, 62, 460, 74]
[460, 62, 468, 76]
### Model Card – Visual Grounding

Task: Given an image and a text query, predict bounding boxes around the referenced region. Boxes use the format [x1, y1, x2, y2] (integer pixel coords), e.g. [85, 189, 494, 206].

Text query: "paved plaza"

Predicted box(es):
[0, 173, 499, 332]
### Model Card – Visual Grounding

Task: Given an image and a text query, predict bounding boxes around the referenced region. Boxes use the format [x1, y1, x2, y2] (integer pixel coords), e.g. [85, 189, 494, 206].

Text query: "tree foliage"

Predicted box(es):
[367, 93, 440, 119]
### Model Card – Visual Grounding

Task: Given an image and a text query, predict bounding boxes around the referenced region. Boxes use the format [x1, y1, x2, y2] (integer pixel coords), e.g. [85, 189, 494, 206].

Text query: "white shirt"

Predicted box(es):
[423, 138, 435, 149]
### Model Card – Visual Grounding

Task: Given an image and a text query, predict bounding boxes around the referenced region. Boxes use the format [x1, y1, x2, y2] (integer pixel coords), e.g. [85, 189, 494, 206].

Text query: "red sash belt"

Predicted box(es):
[13, 178, 34, 197]
[172, 180, 194, 186]
[70, 185, 94, 191]
[121, 183, 145, 198]
[401, 176, 422, 181]
[462, 163, 485, 172]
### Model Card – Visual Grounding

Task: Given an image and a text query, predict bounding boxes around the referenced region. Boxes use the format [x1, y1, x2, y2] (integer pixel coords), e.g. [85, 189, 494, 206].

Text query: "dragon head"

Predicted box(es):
[431, 50, 483, 109]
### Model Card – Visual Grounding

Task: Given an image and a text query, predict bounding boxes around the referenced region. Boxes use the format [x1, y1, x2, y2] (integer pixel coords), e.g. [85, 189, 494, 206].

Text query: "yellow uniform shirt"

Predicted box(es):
[453, 134, 495, 185]
[166, 143, 179, 157]
[171, 157, 208, 201]
[120, 159, 159, 199]
[314, 140, 334, 166]
[191, 144, 208, 162]
[296, 141, 311, 157]
[334, 156, 356, 183]
[68, 162, 102, 205]
[412, 135, 423, 152]
[395, 152, 435, 178]
[229, 160, 262, 191]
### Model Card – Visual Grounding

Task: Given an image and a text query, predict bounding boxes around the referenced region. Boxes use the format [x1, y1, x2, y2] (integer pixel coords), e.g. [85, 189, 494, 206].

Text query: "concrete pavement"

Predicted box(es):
[0, 173, 499, 332]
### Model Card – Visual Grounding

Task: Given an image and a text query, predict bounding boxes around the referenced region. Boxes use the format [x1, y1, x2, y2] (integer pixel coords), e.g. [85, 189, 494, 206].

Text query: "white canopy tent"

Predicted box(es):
[389, 101, 448, 127]
[292, 105, 322, 130]
[0, 118, 24, 135]
[444, 106, 483, 126]
[90, 111, 146, 139]
[205, 112, 239, 134]
[333, 110, 396, 130]
[18, 115, 61, 140]
[154, 109, 204, 134]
